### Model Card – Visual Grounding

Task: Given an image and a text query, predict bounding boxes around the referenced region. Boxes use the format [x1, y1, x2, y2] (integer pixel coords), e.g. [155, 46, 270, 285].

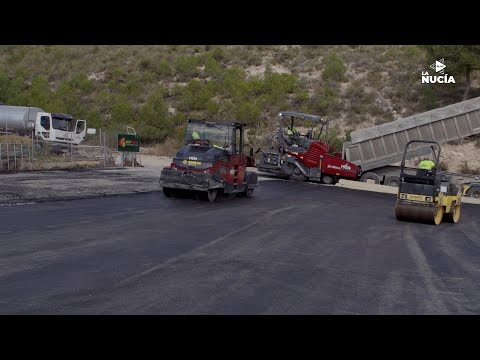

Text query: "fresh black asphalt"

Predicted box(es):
[0, 180, 479, 314]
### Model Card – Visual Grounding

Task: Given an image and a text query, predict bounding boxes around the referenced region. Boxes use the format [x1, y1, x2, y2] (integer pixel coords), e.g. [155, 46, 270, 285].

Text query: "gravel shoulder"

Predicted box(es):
[0, 155, 171, 205]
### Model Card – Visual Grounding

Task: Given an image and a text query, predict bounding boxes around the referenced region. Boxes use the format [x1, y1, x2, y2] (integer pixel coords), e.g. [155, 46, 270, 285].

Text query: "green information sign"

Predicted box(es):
[118, 134, 140, 152]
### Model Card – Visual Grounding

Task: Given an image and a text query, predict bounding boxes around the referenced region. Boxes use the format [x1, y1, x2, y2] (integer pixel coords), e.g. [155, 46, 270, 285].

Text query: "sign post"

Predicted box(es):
[117, 134, 140, 167]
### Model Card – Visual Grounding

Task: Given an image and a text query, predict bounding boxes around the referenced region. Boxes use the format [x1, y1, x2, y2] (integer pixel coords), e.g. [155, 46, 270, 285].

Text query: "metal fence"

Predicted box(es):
[0, 127, 139, 172]
[0, 140, 117, 172]
[82, 127, 137, 148]
[0, 143, 33, 171]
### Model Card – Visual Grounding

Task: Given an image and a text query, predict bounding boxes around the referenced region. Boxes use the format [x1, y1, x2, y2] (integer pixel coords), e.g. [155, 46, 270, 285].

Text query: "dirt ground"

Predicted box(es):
[441, 141, 480, 173]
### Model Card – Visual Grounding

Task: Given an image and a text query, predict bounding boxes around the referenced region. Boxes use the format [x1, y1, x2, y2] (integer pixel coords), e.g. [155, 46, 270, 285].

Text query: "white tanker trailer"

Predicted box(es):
[0, 105, 87, 145]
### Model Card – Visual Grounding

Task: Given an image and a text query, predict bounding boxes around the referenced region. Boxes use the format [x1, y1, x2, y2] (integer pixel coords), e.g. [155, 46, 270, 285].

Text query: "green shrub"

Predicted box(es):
[206, 101, 221, 117]
[322, 52, 346, 83]
[119, 77, 143, 99]
[173, 123, 187, 143]
[25, 76, 51, 108]
[234, 102, 261, 124]
[138, 57, 153, 71]
[419, 86, 438, 111]
[105, 66, 125, 83]
[204, 57, 222, 79]
[366, 71, 383, 87]
[170, 111, 187, 128]
[404, 45, 422, 58]
[260, 73, 298, 104]
[292, 89, 309, 107]
[84, 110, 102, 129]
[156, 60, 173, 78]
[177, 80, 215, 112]
[211, 47, 226, 62]
[0, 71, 11, 102]
[68, 74, 95, 94]
[138, 89, 171, 143]
[384, 46, 403, 60]
[173, 56, 200, 80]
[221, 67, 246, 95]
[108, 95, 136, 125]
[345, 128, 353, 142]
[318, 128, 344, 153]
[308, 85, 339, 115]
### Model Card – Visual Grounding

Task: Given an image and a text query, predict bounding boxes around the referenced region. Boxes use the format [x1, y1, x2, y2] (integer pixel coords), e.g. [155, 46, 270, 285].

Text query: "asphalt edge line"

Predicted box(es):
[335, 179, 480, 205]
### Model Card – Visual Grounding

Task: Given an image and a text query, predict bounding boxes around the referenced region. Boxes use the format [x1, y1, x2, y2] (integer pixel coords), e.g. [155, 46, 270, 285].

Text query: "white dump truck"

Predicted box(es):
[343, 96, 480, 186]
[0, 105, 87, 145]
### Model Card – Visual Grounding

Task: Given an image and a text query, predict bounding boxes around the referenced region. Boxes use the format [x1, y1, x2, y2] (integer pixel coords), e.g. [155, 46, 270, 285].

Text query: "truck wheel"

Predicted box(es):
[162, 187, 173, 198]
[322, 175, 334, 185]
[281, 163, 293, 176]
[170, 189, 182, 198]
[360, 172, 380, 184]
[245, 171, 258, 186]
[466, 186, 480, 199]
[245, 187, 254, 197]
[384, 176, 400, 187]
[289, 166, 306, 182]
[207, 189, 218, 202]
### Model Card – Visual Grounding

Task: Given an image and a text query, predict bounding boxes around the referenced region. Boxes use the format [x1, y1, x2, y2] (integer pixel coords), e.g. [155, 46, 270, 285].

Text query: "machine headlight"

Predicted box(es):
[400, 194, 407, 200]
[425, 197, 432, 202]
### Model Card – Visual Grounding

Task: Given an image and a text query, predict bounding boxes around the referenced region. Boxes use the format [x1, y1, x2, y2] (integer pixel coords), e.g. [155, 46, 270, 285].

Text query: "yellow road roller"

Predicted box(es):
[395, 140, 464, 225]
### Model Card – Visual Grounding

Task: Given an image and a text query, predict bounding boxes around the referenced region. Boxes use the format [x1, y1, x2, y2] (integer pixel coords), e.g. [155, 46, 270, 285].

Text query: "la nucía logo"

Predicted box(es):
[422, 58, 456, 84]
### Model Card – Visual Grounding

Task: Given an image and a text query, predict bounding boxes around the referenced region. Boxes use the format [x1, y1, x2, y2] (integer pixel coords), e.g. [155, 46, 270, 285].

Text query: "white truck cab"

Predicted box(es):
[36, 112, 86, 145]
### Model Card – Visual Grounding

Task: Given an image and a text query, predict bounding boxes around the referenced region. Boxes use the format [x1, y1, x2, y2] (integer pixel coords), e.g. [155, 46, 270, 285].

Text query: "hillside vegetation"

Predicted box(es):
[0, 45, 479, 170]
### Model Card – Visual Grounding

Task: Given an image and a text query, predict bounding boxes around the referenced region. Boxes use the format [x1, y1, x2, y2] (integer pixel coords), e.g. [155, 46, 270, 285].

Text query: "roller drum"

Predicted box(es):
[395, 202, 442, 225]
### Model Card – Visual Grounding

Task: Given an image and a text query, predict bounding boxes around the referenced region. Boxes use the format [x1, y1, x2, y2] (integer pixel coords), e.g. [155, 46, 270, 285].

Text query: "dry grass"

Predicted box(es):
[140, 137, 182, 157]
[460, 161, 471, 174]
[0, 135, 32, 144]
[438, 161, 449, 171]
